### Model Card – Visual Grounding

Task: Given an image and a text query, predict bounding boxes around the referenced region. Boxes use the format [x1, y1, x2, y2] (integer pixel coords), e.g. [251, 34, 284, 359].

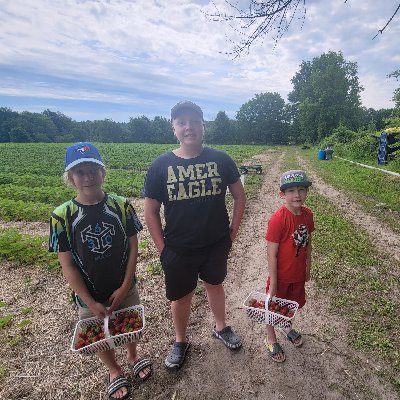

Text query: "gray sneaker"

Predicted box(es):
[165, 340, 191, 369]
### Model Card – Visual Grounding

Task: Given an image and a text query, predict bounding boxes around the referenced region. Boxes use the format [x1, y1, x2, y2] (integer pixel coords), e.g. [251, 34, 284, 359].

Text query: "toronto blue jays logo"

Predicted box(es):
[81, 222, 115, 254]
[76, 145, 90, 154]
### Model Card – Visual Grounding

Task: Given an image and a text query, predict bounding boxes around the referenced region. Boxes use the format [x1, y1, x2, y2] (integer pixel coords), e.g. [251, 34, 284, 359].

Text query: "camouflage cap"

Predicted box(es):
[279, 170, 312, 191]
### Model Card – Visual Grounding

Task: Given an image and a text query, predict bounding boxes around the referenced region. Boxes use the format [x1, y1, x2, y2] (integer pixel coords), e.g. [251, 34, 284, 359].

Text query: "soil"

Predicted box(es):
[1, 149, 399, 400]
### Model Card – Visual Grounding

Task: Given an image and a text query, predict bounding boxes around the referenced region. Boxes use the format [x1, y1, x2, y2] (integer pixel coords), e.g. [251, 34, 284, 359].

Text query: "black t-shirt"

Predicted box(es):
[144, 147, 240, 252]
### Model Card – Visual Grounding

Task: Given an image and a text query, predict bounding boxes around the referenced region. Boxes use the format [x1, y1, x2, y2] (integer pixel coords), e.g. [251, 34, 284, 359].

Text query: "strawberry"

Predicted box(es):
[76, 339, 86, 349]
[287, 310, 295, 318]
[280, 305, 289, 316]
[249, 298, 257, 307]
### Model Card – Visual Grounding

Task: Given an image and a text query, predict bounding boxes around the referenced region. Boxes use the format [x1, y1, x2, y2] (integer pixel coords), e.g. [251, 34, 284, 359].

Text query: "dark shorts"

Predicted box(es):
[160, 236, 232, 301]
[266, 276, 306, 308]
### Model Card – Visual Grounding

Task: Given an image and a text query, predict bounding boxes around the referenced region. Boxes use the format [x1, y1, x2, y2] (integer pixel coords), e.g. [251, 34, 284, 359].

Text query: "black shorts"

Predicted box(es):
[160, 236, 232, 301]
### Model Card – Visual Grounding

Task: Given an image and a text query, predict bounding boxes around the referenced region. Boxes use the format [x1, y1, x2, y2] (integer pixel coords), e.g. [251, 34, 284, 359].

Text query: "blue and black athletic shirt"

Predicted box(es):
[49, 193, 143, 303]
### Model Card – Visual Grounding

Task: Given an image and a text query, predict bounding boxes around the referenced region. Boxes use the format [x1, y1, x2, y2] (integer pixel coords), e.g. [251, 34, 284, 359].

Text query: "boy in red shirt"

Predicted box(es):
[265, 170, 314, 362]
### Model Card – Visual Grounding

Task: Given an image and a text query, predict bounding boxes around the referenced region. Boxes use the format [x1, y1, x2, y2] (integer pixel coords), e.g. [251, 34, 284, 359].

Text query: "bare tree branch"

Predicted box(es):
[203, 0, 306, 58]
[372, 3, 400, 40]
[204, 1, 400, 57]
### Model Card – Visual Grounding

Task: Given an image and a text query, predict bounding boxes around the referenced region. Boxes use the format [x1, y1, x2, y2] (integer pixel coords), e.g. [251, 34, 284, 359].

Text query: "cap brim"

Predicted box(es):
[65, 158, 105, 172]
[280, 181, 312, 190]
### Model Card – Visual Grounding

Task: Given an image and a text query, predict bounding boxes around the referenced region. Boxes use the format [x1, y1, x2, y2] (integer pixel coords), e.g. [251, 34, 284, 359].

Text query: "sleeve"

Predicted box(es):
[143, 158, 164, 202]
[125, 200, 143, 237]
[221, 151, 240, 184]
[48, 213, 70, 253]
[265, 213, 282, 243]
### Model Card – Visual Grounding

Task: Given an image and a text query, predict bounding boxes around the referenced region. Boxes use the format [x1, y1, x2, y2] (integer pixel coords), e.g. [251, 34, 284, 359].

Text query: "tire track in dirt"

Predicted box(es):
[298, 155, 400, 264]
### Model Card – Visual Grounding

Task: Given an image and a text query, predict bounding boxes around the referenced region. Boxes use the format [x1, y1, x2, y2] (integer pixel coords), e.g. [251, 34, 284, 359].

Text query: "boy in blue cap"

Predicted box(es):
[49, 142, 152, 400]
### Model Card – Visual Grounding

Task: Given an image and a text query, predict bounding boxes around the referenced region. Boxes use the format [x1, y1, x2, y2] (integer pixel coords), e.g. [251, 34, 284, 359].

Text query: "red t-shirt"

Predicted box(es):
[265, 205, 315, 283]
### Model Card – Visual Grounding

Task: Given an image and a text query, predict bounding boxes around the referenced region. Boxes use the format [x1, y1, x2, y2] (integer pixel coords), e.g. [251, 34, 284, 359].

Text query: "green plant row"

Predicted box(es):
[0, 143, 269, 177]
[301, 147, 400, 233]
[0, 175, 146, 205]
[0, 198, 53, 221]
[307, 193, 400, 388]
[0, 228, 59, 270]
[0, 143, 176, 176]
[0, 172, 62, 187]
[0, 143, 269, 221]
[0, 184, 75, 206]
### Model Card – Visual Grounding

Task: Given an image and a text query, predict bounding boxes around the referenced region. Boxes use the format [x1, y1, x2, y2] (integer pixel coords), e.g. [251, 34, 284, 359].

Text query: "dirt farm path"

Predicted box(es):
[1, 150, 399, 399]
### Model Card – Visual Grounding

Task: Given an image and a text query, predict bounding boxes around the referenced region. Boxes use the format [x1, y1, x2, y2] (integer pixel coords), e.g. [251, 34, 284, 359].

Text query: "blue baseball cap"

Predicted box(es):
[64, 142, 105, 171]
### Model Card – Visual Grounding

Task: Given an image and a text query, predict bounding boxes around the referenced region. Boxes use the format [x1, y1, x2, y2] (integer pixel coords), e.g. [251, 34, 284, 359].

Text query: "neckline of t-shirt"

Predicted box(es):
[283, 204, 305, 216]
[170, 146, 207, 160]
[72, 192, 108, 207]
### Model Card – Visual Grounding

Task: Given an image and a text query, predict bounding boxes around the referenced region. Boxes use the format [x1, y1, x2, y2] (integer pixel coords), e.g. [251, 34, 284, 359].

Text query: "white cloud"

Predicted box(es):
[0, 0, 398, 121]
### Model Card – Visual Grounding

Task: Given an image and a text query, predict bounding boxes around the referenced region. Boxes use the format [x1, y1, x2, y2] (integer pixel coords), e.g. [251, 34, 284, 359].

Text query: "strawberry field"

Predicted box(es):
[0, 143, 266, 222]
[1, 144, 399, 399]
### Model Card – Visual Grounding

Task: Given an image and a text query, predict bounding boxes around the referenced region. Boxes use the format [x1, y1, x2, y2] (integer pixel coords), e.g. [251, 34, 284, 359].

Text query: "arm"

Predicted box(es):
[305, 234, 312, 282]
[57, 251, 108, 319]
[227, 179, 246, 241]
[266, 241, 279, 299]
[108, 234, 139, 312]
[144, 197, 165, 254]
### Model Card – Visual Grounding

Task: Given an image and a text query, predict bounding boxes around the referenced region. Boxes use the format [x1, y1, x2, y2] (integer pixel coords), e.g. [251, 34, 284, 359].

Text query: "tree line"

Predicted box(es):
[0, 51, 398, 146]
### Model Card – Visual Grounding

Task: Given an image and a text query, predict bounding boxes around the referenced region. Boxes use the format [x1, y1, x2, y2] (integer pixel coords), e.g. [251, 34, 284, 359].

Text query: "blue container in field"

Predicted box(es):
[318, 149, 326, 160]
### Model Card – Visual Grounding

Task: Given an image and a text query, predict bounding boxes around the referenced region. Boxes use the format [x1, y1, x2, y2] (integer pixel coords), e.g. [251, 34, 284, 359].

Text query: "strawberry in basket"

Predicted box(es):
[109, 309, 143, 335]
[75, 323, 105, 349]
[248, 298, 265, 309]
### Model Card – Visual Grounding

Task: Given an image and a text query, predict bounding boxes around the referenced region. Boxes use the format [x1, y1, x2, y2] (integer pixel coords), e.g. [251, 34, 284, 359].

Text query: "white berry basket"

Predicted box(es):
[71, 305, 145, 355]
[243, 291, 299, 329]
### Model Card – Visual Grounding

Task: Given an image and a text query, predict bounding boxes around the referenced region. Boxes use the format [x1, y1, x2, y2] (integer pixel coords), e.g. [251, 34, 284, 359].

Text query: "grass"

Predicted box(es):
[145, 261, 163, 276]
[300, 147, 400, 234]
[0, 364, 6, 379]
[280, 147, 400, 391]
[0, 315, 13, 329]
[0, 228, 59, 270]
[307, 195, 399, 355]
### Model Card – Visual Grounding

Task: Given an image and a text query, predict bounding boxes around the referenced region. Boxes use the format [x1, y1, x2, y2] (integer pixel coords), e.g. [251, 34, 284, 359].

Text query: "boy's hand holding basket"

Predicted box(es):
[71, 305, 145, 355]
[243, 291, 299, 329]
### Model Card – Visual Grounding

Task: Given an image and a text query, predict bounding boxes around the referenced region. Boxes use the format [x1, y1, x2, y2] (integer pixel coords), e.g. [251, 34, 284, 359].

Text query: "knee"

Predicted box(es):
[203, 282, 224, 293]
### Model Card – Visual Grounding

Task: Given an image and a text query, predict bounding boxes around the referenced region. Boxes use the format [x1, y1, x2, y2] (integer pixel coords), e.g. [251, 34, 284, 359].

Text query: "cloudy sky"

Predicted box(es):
[0, 0, 399, 122]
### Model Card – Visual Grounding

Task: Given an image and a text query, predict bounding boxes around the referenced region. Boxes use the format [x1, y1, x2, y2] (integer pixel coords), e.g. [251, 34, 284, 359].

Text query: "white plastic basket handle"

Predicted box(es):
[103, 315, 111, 339]
[265, 293, 270, 324]
[103, 308, 116, 349]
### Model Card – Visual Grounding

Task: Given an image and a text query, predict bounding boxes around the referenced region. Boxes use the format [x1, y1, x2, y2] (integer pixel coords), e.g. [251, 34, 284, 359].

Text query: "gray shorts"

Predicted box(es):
[76, 284, 140, 320]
